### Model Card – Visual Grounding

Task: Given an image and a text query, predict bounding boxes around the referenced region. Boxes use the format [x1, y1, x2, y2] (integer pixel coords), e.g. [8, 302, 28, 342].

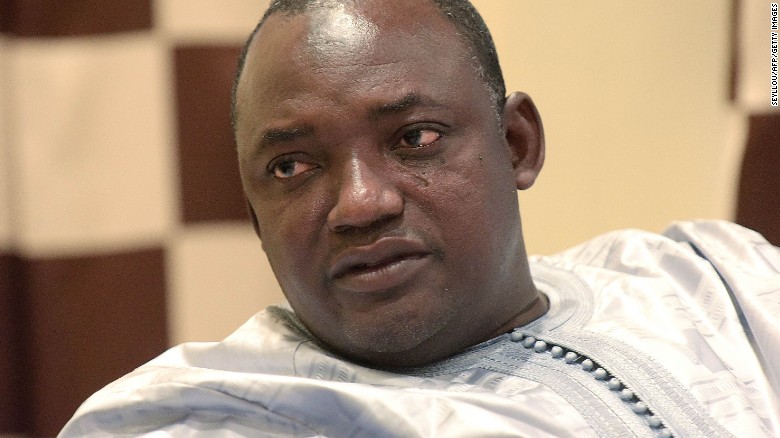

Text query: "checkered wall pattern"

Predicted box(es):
[0, 1, 778, 436]
[0, 1, 273, 435]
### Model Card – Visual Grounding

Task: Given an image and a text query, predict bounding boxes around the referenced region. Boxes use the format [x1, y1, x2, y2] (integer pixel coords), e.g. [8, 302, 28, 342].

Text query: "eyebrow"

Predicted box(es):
[257, 125, 314, 151]
[254, 93, 443, 152]
[369, 93, 445, 119]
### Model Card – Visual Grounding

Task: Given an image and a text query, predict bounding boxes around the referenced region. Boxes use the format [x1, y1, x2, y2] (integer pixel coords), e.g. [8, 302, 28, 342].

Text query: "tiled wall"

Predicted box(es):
[0, 1, 282, 434]
[0, 0, 776, 436]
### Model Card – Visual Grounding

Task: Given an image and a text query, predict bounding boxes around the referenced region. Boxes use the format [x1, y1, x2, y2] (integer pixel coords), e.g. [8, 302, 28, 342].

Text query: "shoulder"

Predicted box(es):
[534, 220, 778, 276]
[59, 306, 315, 436]
[534, 220, 780, 393]
[138, 305, 310, 371]
[661, 220, 780, 275]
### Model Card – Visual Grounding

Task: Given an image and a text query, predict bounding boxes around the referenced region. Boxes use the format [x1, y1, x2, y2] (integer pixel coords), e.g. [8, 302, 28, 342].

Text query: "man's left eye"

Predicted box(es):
[400, 129, 442, 147]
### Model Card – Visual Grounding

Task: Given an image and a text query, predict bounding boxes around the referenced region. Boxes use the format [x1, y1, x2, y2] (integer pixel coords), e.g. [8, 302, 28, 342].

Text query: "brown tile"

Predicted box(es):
[736, 113, 780, 245]
[0, 2, 12, 34]
[0, 253, 31, 434]
[174, 45, 248, 223]
[0, 0, 152, 37]
[22, 247, 168, 436]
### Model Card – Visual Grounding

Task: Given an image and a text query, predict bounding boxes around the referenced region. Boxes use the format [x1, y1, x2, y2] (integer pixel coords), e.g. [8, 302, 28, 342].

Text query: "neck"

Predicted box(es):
[487, 290, 549, 340]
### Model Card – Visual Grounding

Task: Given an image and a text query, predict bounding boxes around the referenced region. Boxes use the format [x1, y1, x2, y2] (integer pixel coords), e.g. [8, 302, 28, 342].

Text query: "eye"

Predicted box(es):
[269, 159, 317, 179]
[400, 129, 442, 148]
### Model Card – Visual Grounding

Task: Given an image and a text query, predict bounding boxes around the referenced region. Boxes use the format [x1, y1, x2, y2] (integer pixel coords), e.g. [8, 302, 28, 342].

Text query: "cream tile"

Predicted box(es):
[167, 223, 285, 344]
[8, 35, 177, 256]
[155, 0, 270, 43]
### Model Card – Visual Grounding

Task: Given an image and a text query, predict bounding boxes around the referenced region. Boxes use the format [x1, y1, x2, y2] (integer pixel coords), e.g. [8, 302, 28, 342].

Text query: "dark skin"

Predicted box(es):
[234, 0, 547, 368]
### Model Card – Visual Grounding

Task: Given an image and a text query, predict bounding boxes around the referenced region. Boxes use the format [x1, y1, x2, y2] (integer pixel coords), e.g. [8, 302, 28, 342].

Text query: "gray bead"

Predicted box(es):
[659, 428, 672, 438]
[581, 359, 594, 371]
[522, 337, 536, 348]
[594, 368, 607, 380]
[607, 378, 622, 390]
[632, 401, 648, 414]
[647, 416, 662, 428]
[533, 340, 547, 352]
[620, 389, 634, 400]
[550, 346, 564, 358]
[509, 331, 524, 342]
[564, 352, 578, 363]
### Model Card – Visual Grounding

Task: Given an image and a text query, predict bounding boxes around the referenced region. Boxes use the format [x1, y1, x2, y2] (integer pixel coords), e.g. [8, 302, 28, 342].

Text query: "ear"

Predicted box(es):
[245, 198, 262, 240]
[503, 92, 545, 190]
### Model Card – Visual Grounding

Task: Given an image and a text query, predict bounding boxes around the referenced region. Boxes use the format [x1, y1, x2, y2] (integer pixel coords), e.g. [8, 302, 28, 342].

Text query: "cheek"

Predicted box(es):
[253, 194, 328, 274]
[414, 154, 519, 258]
[424, 154, 516, 217]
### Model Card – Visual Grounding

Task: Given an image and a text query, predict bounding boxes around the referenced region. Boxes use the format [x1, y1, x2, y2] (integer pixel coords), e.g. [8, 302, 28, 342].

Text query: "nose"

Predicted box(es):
[327, 154, 403, 232]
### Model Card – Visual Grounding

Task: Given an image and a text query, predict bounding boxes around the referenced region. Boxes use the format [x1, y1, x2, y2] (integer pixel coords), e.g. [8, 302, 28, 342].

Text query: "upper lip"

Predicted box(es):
[328, 236, 430, 279]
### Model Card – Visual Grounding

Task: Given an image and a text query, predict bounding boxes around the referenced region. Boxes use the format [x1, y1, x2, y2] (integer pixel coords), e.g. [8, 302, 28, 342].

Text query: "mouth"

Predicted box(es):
[329, 237, 432, 294]
[334, 253, 427, 278]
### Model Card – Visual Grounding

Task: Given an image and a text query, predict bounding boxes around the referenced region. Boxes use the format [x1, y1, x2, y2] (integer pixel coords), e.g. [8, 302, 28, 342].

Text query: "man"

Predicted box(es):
[61, 0, 779, 436]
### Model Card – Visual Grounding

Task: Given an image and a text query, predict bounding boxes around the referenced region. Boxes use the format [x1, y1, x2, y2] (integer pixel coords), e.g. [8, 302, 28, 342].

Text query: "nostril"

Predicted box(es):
[329, 210, 402, 234]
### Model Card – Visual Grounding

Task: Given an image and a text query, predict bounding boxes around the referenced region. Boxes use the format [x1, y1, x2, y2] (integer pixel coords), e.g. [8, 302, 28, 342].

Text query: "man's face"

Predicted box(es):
[235, 0, 535, 367]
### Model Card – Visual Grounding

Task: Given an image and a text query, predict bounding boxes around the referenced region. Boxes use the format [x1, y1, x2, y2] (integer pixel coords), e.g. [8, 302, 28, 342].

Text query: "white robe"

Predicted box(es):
[60, 221, 780, 437]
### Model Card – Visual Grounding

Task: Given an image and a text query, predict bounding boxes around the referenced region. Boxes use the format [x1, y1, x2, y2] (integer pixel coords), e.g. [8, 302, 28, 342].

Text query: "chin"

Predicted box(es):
[323, 312, 453, 367]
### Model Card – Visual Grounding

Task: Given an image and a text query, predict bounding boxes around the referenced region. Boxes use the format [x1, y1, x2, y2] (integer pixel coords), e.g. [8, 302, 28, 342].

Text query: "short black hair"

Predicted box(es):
[230, 0, 506, 129]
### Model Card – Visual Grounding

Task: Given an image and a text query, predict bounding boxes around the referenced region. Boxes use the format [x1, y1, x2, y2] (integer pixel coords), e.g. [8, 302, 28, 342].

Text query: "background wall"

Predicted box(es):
[490, 1, 743, 253]
[0, 0, 777, 436]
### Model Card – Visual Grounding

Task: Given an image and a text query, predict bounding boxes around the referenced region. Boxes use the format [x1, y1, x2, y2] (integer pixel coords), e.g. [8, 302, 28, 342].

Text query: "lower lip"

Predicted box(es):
[332, 255, 430, 294]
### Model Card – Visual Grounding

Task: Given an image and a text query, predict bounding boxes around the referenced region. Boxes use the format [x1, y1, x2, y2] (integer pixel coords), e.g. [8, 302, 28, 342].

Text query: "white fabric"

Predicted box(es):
[60, 220, 780, 437]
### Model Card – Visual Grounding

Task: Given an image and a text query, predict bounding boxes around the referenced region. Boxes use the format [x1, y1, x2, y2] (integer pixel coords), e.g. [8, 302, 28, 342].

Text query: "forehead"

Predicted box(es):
[234, 0, 486, 132]
[253, 0, 462, 60]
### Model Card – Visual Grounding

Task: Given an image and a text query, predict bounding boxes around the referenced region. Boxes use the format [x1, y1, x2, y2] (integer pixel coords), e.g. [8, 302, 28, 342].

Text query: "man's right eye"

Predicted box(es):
[269, 160, 317, 179]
